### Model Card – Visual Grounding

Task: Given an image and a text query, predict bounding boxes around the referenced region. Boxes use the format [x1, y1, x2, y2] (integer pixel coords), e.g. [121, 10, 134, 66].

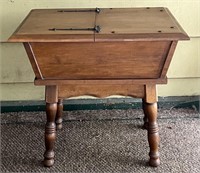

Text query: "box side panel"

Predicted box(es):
[30, 41, 171, 79]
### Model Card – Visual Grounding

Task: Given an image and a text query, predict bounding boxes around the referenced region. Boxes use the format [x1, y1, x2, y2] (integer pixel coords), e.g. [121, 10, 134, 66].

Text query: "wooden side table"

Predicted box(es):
[8, 7, 189, 167]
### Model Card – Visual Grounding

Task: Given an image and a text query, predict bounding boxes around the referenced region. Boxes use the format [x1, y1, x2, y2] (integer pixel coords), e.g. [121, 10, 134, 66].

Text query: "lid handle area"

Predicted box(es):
[49, 25, 101, 33]
[57, 7, 100, 13]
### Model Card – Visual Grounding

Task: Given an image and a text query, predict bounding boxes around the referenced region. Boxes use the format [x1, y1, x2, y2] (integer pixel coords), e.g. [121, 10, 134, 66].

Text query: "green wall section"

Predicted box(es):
[0, 1, 200, 101]
[1, 97, 200, 113]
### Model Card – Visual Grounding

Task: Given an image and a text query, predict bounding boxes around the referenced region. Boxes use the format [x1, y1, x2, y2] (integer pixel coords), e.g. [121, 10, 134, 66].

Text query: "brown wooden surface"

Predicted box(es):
[8, 8, 189, 42]
[45, 85, 58, 103]
[95, 8, 189, 41]
[44, 85, 58, 167]
[145, 84, 158, 103]
[9, 9, 95, 42]
[142, 98, 149, 129]
[143, 85, 160, 167]
[160, 41, 177, 78]
[34, 78, 167, 86]
[8, 7, 190, 168]
[44, 102, 57, 167]
[55, 99, 63, 130]
[58, 84, 144, 98]
[143, 102, 160, 167]
[17, 9, 95, 35]
[30, 41, 170, 80]
[23, 43, 43, 79]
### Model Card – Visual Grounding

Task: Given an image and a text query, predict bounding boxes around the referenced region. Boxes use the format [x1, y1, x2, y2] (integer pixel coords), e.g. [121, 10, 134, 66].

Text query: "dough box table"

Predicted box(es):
[8, 7, 189, 167]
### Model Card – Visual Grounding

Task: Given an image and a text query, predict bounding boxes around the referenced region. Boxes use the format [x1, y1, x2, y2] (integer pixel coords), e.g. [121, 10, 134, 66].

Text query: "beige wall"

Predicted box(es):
[0, 0, 200, 101]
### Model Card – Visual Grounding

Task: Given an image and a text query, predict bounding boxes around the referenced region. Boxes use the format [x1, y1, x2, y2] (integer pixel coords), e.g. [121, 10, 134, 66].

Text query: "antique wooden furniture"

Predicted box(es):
[8, 7, 189, 167]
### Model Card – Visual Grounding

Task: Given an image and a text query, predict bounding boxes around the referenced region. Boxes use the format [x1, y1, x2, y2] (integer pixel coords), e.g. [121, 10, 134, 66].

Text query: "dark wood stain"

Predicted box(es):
[8, 8, 190, 168]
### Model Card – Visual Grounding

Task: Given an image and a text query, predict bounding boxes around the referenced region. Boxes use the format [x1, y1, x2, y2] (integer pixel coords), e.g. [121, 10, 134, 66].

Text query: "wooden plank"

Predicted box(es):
[30, 41, 170, 79]
[8, 9, 95, 42]
[95, 8, 190, 41]
[23, 43, 43, 79]
[58, 84, 145, 98]
[45, 85, 58, 103]
[94, 33, 189, 42]
[160, 41, 178, 78]
[9, 34, 94, 43]
[8, 8, 190, 42]
[34, 78, 167, 86]
[144, 84, 158, 103]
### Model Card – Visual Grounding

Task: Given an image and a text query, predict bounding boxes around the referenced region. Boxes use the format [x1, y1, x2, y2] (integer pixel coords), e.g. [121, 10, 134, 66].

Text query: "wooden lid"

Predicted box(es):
[8, 9, 96, 42]
[95, 8, 190, 41]
[8, 7, 189, 42]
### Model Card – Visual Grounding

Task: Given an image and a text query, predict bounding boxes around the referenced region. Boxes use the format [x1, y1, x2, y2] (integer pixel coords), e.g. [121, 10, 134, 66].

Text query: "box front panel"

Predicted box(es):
[30, 41, 171, 79]
[58, 84, 145, 98]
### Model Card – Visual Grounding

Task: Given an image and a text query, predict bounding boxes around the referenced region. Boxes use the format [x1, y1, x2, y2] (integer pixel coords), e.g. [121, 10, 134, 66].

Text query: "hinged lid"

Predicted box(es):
[8, 7, 189, 42]
[95, 8, 189, 41]
[8, 9, 97, 42]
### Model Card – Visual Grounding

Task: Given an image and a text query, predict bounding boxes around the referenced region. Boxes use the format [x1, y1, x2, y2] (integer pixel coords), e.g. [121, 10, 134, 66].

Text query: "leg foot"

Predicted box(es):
[149, 154, 160, 167]
[43, 152, 55, 167]
[56, 99, 63, 130]
[43, 102, 57, 167]
[145, 102, 160, 167]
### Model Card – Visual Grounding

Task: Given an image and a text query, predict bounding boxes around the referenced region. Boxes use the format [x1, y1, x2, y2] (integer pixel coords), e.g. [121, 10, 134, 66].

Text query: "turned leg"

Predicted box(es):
[44, 102, 57, 167]
[55, 99, 63, 130]
[144, 84, 160, 167]
[142, 99, 148, 129]
[145, 102, 160, 167]
[43, 85, 58, 167]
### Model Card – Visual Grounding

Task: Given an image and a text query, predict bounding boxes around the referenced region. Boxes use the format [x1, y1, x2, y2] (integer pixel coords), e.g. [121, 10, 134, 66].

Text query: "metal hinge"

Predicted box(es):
[49, 25, 101, 33]
[57, 7, 100, 13]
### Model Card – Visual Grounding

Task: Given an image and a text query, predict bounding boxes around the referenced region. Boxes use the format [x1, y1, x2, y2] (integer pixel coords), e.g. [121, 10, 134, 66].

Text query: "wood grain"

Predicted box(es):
[144, 102, 160, 167]
[34, 78, 167, 86]
[44, 85, 58, 167]
[7, 7, 190, 168]
[45, 85, 58, 103]
[8, 8, 189, 42]
[44, 102, 57, 167]
[95, 8, 189, 41]
[58, 84, 144, 98]
[30, 41, 171, 79]
[145, 84, 157, 103]
[55, 99, 63, 130]
[160, 41, 177, 78]
[23, 43, 43, 79]
[9, 9, 95, 42]
[97, 8, 184, 34]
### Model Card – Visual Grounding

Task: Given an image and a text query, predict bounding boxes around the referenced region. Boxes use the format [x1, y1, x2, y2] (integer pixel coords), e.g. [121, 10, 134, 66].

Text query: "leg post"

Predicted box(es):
[142, 99, 148, 129]
[44, 103, 57, 167]
[146, 102, 160, 167]
[56, 99, 63, 130]
[43, 85, 58, 167]
[144, 84, 160, 167]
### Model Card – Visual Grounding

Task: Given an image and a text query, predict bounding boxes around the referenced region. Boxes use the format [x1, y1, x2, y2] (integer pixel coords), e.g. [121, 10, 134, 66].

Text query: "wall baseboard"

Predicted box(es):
[1, 96, 199, 113]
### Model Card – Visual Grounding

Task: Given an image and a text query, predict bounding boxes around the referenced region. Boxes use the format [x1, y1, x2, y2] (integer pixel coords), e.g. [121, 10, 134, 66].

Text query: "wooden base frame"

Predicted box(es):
[43, 84, 160, 167]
